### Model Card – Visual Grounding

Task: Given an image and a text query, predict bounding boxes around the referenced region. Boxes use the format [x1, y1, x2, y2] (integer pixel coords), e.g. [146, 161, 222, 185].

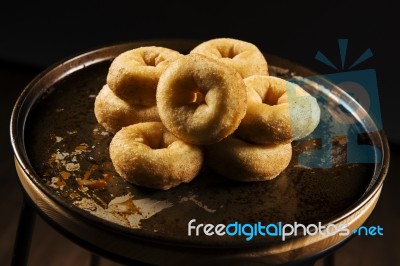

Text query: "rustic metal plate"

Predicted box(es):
[12, 40, 388, 247]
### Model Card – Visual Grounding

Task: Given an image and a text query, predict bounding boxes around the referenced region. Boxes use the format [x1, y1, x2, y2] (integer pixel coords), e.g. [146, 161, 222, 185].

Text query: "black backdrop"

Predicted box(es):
[0, 1, 398, 143]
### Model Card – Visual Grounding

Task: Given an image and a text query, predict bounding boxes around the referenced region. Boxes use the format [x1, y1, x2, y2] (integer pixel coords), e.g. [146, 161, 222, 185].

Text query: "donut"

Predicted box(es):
[236, 75, 320, 144]
[94, 85, 160, 133]
[190, 38, 268, 78]
[109, 122, 203, 190]
[156, 54, 247, 145]
[205, 135, 292, 181]
[107, 46, 182, 105]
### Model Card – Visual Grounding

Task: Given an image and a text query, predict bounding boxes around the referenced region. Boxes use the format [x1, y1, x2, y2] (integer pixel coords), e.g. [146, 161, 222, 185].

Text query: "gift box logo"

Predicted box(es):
[288, 39, 383, 168]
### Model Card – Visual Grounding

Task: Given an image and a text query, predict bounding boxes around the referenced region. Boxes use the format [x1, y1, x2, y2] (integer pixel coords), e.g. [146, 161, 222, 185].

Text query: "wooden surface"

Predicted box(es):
[1, 62, 399, 266]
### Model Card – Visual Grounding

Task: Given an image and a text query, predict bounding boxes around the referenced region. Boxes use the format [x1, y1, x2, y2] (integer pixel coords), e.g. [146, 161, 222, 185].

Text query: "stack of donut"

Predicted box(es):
[94, 38, 320, 190]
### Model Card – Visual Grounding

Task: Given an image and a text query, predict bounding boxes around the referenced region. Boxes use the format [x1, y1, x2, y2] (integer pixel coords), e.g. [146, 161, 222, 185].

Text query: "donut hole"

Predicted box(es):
[142, 55, 157, 67]
[142, 51, 164, 67]
[129, 127, 166, 150]
[147, 139, 164, 149]
[218, 46, 240, 59]
[171, 78, 206, 106]
[260, 85, 287, 106]
[140, 133, 173, 150]
[245, 76, 291, 107]
[262, 91, 280, 106]
[191, 91, 205, 105]
[177, 89, 206, 106]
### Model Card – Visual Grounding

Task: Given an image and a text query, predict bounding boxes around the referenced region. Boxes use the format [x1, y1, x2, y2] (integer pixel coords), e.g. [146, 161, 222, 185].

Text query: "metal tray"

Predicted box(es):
[11, 40, 389, 264]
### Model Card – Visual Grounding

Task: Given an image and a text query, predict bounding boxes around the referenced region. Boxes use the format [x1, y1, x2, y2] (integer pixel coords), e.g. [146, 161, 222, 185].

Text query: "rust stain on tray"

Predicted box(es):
[74, 193, 173, 229]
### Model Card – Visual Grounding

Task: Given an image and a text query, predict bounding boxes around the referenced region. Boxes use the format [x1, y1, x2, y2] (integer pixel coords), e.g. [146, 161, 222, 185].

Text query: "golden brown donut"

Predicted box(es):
[205, 135, 292, 181]
[107, 46, 182, 105]
[190, 38, 268, 78]
[156, 54, 247, 145]
[236, 75, 320, 144]
[94, 85, 160, 133]
[109, 122, 203, 190]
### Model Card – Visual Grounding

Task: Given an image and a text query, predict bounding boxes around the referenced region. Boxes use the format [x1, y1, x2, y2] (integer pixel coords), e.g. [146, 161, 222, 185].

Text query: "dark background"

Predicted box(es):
[1, 1, 399, 265]
[1, 1, 398, 142]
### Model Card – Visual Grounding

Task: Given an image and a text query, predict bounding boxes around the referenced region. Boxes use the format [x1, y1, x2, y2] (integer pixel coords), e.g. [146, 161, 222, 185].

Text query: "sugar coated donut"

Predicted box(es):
[205, 136, 292, 181]
[94, 85, 160, 133]
[236, 75, 320, 144]
[156, 54, 247, 145]
[190, 38, 268, 78]
[109, 122, 203, 190]
[107, 46, 182, 105]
